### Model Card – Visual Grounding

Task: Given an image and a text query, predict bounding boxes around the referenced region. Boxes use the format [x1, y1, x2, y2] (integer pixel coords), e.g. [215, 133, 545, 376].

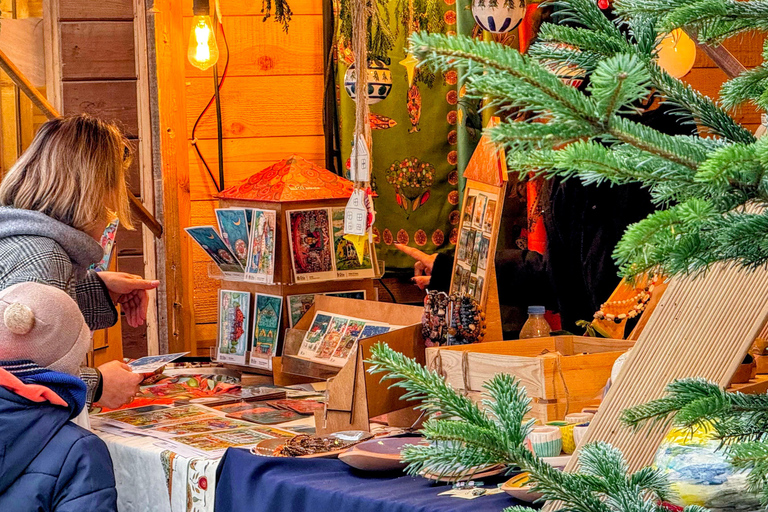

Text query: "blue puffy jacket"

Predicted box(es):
[0, 372, 117, 511]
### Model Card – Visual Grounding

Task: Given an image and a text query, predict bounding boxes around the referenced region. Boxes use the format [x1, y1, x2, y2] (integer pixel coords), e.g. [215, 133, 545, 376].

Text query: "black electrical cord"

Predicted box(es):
[190, 21, 230, 193]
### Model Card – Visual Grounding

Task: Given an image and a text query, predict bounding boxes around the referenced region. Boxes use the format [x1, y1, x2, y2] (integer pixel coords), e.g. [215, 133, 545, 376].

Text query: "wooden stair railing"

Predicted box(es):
[0, 47, 163, 238]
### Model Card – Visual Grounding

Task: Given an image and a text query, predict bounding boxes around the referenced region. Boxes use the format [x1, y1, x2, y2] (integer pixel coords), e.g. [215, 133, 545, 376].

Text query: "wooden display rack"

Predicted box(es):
[450, 119, 508, 341]
[212, 156, 378, 373]
[275, 295, 426, 434]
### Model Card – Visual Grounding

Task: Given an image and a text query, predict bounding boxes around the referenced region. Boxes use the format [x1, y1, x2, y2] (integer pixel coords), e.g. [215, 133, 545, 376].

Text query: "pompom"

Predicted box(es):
[4, 303, 35, 335]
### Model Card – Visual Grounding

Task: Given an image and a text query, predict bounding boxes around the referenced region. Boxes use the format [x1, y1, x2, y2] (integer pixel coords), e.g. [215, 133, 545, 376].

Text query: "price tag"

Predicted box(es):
[349, 135, 370, 183]
[344, 189, 368, 236]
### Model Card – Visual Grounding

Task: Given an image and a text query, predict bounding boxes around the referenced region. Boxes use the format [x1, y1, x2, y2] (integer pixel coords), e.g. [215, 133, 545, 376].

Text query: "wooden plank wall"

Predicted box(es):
[56, 0, 148, 358]
[684, 31, 767, 133]
[181, 0, 325, 354]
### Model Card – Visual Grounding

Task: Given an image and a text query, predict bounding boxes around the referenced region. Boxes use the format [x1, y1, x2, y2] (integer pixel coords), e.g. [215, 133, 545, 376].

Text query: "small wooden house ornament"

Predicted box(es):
[215, 155, 377, 373]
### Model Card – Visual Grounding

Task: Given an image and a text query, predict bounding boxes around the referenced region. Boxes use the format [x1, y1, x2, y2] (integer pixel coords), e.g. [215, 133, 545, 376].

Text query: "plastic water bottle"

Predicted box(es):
[519, 305, 551, 339]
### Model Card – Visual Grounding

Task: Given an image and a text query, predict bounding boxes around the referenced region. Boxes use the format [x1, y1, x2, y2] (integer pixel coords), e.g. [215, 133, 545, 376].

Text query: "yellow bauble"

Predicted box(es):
[656, 28, 696, 79]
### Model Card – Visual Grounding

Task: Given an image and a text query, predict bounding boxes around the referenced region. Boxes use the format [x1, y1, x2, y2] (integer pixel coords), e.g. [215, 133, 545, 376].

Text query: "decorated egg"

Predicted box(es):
[471, 0, 525, 34]
[344, 59, 393, 104]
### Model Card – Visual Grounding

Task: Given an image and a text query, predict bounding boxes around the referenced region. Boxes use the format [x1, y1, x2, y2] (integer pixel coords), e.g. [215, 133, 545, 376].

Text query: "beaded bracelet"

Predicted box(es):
[422, 291, 451, 347]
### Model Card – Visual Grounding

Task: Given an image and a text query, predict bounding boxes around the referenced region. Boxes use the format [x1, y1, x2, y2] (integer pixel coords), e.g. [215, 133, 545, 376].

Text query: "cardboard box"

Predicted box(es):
[425, 336, 635, 422]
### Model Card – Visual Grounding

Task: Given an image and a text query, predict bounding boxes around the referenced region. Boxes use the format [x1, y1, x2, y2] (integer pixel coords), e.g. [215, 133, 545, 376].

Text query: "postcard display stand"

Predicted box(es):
[212, 156, 378, 373]
[280, 295, 426, 434]
[451, 122, 508, 341]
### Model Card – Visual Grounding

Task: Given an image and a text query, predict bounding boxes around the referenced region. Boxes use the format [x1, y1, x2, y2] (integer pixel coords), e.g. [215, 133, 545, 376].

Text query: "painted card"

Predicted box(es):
[331, 207, 374, 278]
[286, 208, 335, 282]
[358, 324, 392, 339]
[325, 290, 366, 300]
[468, 276, 478, 298]
[460, 264, 471, 293]
[171, 427, 279, 455]
[473, 194, 488, 229]
[298, 313, 333, 357]
[329, 318, 367, 366]
[452, 266, 465, 294]
[149, 416, 255, 437]
[287, 294, 317, 328]
[463, 194, 476, 223]
[245, 209, 277, 284]
[249, 293, 283, 371]
[215, 209, 250, 267]
[99, 405, 215, 429]
[458, 229, 470, 263]
[267, 399, 325, 415]
[470, 231, 483, 274]
[128, 352, 189, 373]
[476, 277, 485, 302]
[185, 226, 244, 275]
[315, 316, 349, 361]
[484, 200, 497, 233]
[92, 218, 119, 271]
[228, 408, 303, 425]
[217, 290, 251, 364]
[478, 236, 490, 271]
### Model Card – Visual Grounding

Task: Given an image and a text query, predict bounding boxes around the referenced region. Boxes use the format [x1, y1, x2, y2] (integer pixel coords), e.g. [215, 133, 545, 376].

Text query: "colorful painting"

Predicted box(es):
[329, 319, 367, 365]
[484, 200, 497, 233]
[316, 317, 349, 360]
[217, 290, 251, 364]
[478, 236, 490, 271]
[385, 157, 434, 217]
[171, 427, 279, 454]
[463, 195, 476, 223]
[92, 218, 119, 271]
[99, 405, 215, 429]
[286, 208, 335, 282]
[215, 209, 250, 267]
[287, 294, 317, 327]
[150, 417, 255, 437]
[185, 226, 243, 275]
[472, 194, 488, 230]
[250, 294, 283, 370]
[298, 313, 333, 357]
[331, 207, 374, 276]
[245, 209, 277, 284]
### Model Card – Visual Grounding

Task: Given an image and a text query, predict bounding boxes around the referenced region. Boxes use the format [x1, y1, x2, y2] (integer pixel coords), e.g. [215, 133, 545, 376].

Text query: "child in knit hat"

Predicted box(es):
[0, 282, 117, 511]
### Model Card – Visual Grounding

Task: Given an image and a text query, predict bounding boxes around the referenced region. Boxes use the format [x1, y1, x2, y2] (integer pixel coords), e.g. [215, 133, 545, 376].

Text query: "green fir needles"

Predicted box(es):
[367, 342, 707, 512]
[409, 0, 768, 279]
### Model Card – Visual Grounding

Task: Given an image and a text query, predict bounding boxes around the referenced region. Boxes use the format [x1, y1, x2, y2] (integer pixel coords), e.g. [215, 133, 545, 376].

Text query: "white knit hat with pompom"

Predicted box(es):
[0, 282, 90, 376]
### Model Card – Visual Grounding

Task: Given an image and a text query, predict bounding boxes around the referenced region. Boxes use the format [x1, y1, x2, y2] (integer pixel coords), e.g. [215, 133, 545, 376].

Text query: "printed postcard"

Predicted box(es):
[286, 208, 335, 282]
[185, 226, 244, 276]
[215, 209, 250, 267]
[249, 293, 283, 371]
[217, 290, 251, 364]
[245, 209, 277, 284]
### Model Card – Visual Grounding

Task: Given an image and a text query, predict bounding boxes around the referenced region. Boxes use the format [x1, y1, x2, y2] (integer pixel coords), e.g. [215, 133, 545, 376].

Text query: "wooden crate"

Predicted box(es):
[425, 336, 635, 422]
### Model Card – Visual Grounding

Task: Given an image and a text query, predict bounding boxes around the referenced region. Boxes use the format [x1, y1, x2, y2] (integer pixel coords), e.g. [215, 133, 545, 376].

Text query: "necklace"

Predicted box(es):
[448, 293, 486, 345]
[422, 291, 451, 347]
[593, 274, 660, 323]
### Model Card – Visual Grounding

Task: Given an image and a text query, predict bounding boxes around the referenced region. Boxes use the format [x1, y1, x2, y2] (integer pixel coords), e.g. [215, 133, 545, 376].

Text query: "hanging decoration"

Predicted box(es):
[656, 28, 697, 79]
[471, 0, 526, 34]
[343, 60, 394, 104]
[260, 0, 294, 31]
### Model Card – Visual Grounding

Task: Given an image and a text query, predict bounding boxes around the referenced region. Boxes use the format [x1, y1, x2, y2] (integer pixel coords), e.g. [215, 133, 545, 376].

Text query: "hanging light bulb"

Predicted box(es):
[188, 15, 219, 70]
[188, 0, 219, 70]
[656, 28, 696, 79]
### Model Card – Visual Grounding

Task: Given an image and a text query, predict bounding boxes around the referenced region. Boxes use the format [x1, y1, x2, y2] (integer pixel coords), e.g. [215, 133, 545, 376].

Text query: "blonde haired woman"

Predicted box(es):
[0, 114, 159, 409]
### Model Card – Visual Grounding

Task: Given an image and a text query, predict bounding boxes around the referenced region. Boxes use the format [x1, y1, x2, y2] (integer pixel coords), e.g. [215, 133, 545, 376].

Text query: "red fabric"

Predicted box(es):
[0, 368, 67, 407]
[518, 3, 541, 53]
[526, 174, 547, 254]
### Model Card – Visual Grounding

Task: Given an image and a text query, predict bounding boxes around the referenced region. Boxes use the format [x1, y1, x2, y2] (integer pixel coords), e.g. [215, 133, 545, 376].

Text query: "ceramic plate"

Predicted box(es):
[420, 464, 506, 482]
[501, 473, 543, 503]
[338, 437, 425, 471]
[541, 454, 571, 469]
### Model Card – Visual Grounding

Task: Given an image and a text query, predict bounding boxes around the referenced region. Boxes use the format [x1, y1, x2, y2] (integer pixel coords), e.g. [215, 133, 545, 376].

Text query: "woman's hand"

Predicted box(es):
[96, 360, 143, 409]
[98, 272, 160, 327]
[395, 243, 437, 290]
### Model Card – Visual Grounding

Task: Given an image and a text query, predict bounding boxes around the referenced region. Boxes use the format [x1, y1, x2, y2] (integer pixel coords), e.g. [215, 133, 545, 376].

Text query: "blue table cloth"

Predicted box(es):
[215, 448, 527, 512]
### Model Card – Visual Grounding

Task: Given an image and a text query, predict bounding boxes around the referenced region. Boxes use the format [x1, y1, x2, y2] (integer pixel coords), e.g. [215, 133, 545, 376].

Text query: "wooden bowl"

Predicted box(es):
[338, 437, 425, 471]
[501, 473, 543, 503]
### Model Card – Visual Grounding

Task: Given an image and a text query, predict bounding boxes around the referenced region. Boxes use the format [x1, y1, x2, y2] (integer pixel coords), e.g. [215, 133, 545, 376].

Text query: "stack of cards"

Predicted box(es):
[214, 402, 303, 425]
[286, 207, 375, 283]
[297, 311, 399, 367]
[217, 289, 283, 369]
[185, 207, 276, 283]
[453, 189, 498, 302]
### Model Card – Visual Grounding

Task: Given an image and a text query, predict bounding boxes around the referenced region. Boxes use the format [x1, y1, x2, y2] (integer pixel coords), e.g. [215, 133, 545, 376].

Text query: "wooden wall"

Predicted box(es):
[684, 31, 766, 133]
[55, 0, 149, 358]
[180, 0, 325, 354]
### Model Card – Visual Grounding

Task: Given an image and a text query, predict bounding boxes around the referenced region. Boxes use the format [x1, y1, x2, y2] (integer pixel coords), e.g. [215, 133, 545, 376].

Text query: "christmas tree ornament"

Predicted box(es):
[656, 28, 696, 79]
[399, 53, 419, 87]
[471, 0, 525, 34]
[344, 60, 393, 104]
